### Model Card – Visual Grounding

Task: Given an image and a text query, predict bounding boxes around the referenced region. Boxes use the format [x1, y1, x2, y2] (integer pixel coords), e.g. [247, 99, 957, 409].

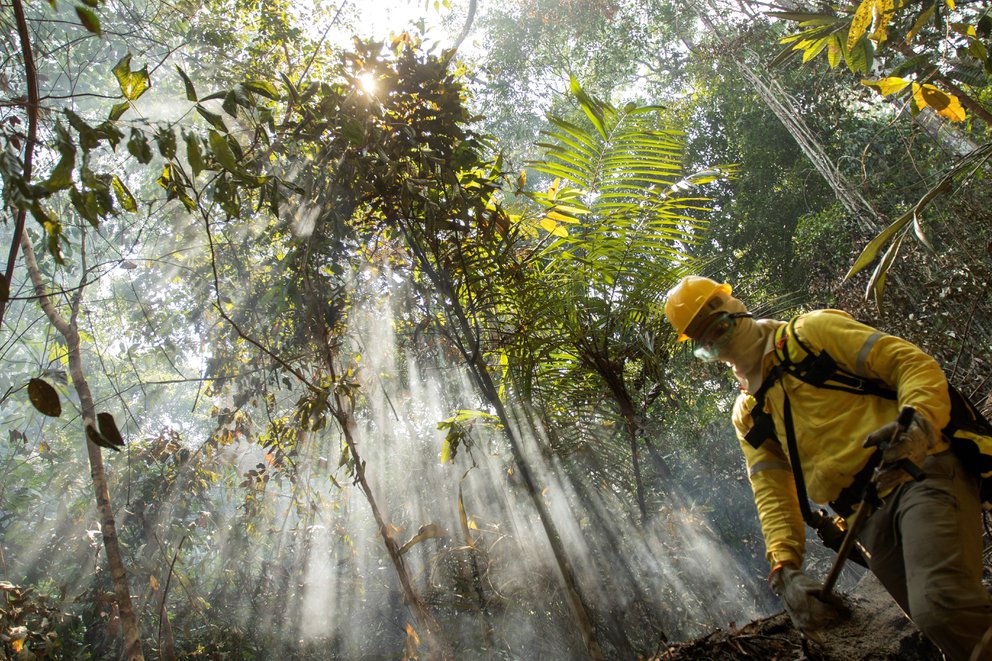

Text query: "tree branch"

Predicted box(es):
[441, 0, 477, 70]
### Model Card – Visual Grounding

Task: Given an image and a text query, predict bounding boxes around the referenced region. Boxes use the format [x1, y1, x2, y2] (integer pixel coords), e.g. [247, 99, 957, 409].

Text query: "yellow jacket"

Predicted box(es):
[731, 310, 951, 568]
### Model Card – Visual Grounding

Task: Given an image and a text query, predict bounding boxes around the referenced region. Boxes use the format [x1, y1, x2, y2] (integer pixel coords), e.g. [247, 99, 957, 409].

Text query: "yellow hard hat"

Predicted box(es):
[664, 276, 733, 342]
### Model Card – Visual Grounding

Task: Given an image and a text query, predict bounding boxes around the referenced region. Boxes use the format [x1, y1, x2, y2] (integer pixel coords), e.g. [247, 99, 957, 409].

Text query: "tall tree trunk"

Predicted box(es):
[399, 221, 607, 657]
[21, 233, 144, 660]
[400, 219, 611, 657]
[895, 104, 982, 160]
[466, 358, 605, 660]
[411, 259, 607, 658]
[566, 452, 666, 656]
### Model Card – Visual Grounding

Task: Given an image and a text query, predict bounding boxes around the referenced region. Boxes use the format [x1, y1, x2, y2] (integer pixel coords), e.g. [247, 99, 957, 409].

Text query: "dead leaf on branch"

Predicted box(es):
[27, 378, 61, 417]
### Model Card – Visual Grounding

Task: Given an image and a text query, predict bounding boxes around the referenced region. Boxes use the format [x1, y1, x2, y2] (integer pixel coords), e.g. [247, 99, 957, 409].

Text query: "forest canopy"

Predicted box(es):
[0, 0, 989, 659]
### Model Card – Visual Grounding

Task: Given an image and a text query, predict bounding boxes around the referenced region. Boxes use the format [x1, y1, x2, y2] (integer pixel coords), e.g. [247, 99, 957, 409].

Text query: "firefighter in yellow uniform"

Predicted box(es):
[664, 275, 992, 661]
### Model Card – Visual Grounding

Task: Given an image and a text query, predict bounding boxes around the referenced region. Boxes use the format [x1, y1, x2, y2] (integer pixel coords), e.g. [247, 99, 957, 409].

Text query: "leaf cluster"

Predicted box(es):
[770, 0, 992, 122]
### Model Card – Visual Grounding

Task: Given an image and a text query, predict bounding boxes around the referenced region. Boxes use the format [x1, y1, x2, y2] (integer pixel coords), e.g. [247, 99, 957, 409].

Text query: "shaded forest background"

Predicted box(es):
[1, 0, 990, 658]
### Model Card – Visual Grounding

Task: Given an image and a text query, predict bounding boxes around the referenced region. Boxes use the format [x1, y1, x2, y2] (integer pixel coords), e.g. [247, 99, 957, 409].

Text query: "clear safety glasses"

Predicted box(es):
[690, 312, 749, 361]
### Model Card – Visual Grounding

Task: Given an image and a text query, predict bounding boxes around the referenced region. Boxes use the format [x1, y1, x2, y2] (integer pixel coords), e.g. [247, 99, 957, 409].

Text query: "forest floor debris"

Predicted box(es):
[652, 572, 942, 660]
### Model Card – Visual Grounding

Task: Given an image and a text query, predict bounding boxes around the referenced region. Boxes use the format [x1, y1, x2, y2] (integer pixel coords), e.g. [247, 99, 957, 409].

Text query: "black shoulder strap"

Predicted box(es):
[781, 392, 816, 525]
[743, 324, 791, 449]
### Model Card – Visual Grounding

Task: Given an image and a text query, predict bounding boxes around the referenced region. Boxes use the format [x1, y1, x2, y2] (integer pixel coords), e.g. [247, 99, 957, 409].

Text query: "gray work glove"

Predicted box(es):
[769, 565, 844, 641]
[864, 413, 939, 492]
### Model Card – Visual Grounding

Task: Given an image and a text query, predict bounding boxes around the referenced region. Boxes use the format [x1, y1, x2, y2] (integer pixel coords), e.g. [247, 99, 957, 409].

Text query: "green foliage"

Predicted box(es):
[112, 54, 151, 103]
[3, 0, 989, 657]
[844, 141, 992, 305]
[765, 0, 991, 303]
[74, 5, 101, 35]
[475, 79, 727, 510]
[437, 410, 501, 464]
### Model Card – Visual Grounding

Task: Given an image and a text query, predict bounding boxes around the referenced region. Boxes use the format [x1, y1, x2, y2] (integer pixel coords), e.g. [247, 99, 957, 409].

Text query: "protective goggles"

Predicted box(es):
[689, 312, 751, 361]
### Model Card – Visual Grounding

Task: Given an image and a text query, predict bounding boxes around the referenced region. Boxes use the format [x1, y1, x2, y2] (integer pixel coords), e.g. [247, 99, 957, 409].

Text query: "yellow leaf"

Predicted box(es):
[861, 76, 911, 96]
[539, 218, 568, 237]
[403, 624, 421, 661]
[918, 84, 966, 122]
[848, 0, 874, 50]
[440, 438, 453, 465]
[911, 81, 924, 110]
[150, 575, 160, 591]
[869, 0, 896, 43]
[541, 487, 550, 497]
[945, 0, 955, 9]
[467, 519, 478, 530]
[827, 36, 842, 67]
[802, 37, 828, 62]
[547, 203, 589, 215]
[12, 640, 23, 653]
[949, 22, 977, 37]
[545, 210, 580, 223]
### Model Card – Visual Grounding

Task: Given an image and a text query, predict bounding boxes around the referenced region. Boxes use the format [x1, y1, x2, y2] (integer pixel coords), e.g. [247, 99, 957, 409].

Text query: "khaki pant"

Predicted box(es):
[860, 451, 992, 661]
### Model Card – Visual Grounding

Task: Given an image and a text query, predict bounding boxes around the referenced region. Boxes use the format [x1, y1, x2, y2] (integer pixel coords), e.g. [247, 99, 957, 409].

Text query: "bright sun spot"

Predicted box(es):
[358, 72, 377, 94]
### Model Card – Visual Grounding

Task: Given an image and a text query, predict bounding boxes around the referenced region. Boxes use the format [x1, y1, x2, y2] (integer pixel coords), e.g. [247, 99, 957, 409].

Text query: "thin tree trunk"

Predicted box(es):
[330, 387, 451, 660]
[1, 0, 40, 329]
[895, 103, 982, 159]
[603, 370, 648, 522]
[21, 232, 144, 660]
[468, 359, 606, 660]
[404, 226, 609, 659]
[567, 458, 662, 655]
[308, 300, 450, 659]
[402, 234, 605, 657]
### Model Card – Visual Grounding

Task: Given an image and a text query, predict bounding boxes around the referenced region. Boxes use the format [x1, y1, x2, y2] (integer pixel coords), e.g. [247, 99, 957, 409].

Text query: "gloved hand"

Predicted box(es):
[864, 413, 939, 492]
[769, 564, 844, 641]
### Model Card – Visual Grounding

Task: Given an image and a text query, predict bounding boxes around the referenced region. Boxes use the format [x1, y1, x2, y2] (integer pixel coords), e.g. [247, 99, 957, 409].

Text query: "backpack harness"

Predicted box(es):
[742, 315, 992, 531]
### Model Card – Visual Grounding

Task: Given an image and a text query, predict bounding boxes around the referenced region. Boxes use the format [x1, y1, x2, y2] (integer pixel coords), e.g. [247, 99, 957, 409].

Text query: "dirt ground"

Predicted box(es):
[652, 572, 944, 660]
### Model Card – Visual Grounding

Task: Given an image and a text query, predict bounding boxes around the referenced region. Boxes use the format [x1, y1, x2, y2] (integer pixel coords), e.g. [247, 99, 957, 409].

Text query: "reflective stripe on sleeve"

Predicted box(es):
[855, 332, 884, 377]
[748, 459, 791, 477]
